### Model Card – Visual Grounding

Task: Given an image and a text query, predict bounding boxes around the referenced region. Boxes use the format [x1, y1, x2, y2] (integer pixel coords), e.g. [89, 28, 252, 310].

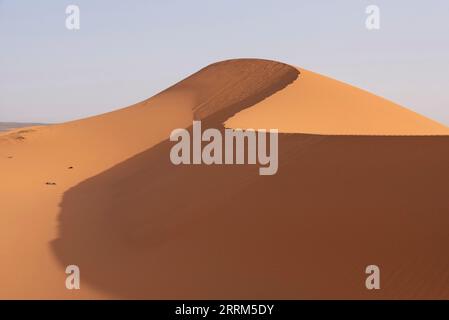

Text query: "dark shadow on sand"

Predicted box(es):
[51, 62, 449, 299]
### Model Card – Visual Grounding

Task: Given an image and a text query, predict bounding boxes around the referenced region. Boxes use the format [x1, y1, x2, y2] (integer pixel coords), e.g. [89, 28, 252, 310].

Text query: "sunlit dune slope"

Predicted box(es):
[226, 68, 449, 135]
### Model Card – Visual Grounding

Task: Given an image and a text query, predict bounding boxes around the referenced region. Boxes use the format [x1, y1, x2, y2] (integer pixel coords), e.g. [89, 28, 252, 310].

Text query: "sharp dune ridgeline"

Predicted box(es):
[1, 59, 449, 299]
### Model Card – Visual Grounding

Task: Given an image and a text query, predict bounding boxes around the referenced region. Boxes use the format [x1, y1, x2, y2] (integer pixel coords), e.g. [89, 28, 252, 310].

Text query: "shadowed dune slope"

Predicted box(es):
[54, 134, 449, 299]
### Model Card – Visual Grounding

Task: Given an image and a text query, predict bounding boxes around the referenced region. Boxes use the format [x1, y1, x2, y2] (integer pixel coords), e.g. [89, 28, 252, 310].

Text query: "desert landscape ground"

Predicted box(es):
[0, 59, 448, 299]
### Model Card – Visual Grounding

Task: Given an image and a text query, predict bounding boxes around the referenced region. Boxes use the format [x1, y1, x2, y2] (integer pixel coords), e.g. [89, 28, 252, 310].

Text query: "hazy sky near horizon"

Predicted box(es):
[1, 0, 449, 125]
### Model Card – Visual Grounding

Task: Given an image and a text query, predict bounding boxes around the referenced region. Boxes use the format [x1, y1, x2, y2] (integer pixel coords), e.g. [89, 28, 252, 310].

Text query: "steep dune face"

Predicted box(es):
[1, 58, 449, 299]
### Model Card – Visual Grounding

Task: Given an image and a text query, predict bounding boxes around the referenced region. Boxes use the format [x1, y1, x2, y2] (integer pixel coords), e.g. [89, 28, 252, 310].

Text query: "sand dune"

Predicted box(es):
[1, 59, 448, 299]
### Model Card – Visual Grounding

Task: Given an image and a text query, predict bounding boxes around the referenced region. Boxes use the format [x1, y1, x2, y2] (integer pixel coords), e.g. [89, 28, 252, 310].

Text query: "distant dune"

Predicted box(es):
[0, 122, 45, 132]
[0, 59, 448, 299]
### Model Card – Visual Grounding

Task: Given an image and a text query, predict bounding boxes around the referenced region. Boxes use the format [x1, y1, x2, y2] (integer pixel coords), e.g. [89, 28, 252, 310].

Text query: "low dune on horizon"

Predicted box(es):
[0, 122, 46, 133]
[1, 58, 449, 299]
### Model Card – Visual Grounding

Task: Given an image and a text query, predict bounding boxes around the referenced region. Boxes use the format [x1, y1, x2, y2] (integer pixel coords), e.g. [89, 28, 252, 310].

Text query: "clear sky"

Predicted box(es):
[1, 0, 449, 125]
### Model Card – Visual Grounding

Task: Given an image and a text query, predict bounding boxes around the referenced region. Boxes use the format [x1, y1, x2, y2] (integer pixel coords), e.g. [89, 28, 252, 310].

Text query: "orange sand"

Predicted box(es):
[226, 68, 449, 135]
[0, 59, 448, 299]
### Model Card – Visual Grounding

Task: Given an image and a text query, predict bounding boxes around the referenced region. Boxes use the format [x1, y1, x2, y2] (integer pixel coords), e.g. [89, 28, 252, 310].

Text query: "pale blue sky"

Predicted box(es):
[1, 0, 449, 125]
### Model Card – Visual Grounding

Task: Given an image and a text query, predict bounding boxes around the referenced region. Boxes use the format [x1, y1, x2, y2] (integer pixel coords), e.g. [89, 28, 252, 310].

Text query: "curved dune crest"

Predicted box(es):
[226, 67, 449, 135]
[0, 59, 297, 178]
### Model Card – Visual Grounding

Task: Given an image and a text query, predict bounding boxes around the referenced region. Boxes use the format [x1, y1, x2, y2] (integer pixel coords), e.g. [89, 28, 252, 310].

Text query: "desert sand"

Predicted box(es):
[0, 58, 448, 299]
